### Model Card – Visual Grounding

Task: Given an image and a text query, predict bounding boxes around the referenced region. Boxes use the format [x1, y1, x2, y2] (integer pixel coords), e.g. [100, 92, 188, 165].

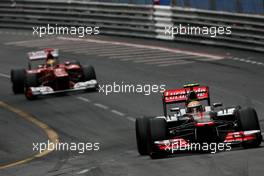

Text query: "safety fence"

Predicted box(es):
[78, 0, 264, 15]
[0, 0, 263, 52]
[171, 0, 264, 14]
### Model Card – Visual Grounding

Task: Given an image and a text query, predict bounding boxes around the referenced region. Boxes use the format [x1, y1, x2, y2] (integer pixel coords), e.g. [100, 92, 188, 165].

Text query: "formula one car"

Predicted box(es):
[11, 48, 98, 100]
[136, 83, 262, 158]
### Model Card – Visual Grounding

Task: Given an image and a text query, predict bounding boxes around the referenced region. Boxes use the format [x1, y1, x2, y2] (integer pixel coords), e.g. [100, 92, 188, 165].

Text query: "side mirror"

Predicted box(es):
[213, 102, 223, 108]
[170, 107, 180, 112]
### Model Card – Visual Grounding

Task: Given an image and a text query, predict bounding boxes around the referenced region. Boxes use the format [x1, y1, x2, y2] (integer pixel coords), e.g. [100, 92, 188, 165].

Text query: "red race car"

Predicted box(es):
[136, 83, 262, 158]
[11, 48, 98, 100]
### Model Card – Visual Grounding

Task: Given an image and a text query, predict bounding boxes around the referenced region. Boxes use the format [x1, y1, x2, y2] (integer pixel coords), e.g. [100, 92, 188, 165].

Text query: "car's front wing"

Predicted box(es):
[28, 79, 98, 96]
[153, 130, 262, 153]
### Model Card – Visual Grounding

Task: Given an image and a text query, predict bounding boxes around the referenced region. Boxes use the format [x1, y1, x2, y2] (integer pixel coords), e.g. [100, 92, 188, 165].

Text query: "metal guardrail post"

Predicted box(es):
[236, 0, 242, 13]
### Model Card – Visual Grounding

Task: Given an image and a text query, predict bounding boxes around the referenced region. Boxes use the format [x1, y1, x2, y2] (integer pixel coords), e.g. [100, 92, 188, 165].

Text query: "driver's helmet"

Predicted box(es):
[46, 53, 57, 67]
[187, 101, 203, 113]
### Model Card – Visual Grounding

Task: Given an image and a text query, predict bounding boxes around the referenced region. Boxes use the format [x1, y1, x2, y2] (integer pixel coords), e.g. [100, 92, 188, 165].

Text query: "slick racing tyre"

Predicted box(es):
[136, 117, 152, 155]
[237, 107, 262, 148]
[82, 65, 96, 81]
[148, 118, 167, 159]
[10, 68, 26, 94]
[25, 74, 39, 100]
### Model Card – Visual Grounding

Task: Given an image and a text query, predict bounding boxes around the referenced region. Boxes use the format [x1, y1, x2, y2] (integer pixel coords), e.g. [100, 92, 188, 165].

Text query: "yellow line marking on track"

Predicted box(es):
[0, 101, 59, 170]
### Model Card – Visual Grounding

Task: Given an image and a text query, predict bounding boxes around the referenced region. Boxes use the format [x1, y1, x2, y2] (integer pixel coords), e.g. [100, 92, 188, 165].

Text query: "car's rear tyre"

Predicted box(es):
[237, 107, 262, 148]
[10, 69, 26, 94]
[82, 65, 96, 81]
[136, 117, 152, 155]
[25, 74, 39, 100]
[148, 118, 167, 159]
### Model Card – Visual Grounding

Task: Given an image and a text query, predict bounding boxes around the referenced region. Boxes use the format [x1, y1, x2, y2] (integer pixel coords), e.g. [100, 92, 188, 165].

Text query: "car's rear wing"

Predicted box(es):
[27, 48, 59, 60]
[163, 86, 209, 103]
[162, 84, 210, 116]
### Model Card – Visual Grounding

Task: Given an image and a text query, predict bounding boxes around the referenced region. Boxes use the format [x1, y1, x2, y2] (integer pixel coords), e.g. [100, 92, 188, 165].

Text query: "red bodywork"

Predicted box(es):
[27, 63, 81, 90]
[163, 86, 209, 104]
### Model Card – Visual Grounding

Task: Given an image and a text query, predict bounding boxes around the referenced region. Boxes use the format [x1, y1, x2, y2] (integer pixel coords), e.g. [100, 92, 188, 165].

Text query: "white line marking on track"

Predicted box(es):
[111, 110, 125, 117]
[93, 103, 109, 110]
[76, 96, 134, 122]
[76, 167, 96, 175]
[0, 73, 10, 78]
[77, 169, 90, 174]
[230, 57, 264, 66]
[126, 116, 136, 122]
[76, 96, 91, 103]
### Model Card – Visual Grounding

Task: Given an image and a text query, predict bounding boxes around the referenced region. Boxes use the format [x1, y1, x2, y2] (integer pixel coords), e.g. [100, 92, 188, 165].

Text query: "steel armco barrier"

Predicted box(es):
[0, 0, 263, 52]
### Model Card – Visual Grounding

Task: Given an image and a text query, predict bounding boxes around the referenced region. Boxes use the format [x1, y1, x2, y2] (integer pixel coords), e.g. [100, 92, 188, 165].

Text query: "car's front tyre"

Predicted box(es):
[82, 65, 96, 81]
[25, 74, 39, 100]
[237, 107, 262, 148]
[148, 118, 168, 159]
[10, 68, 26, 94]
[136, 116, 152, 155]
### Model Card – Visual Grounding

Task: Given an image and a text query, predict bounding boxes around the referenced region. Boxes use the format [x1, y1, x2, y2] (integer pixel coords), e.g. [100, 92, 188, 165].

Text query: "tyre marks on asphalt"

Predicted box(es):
[4, 36, 225, 67]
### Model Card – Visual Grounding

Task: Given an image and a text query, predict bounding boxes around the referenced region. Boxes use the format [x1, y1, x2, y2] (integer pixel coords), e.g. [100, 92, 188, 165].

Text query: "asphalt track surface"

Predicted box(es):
[0, 29, 264, 176]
